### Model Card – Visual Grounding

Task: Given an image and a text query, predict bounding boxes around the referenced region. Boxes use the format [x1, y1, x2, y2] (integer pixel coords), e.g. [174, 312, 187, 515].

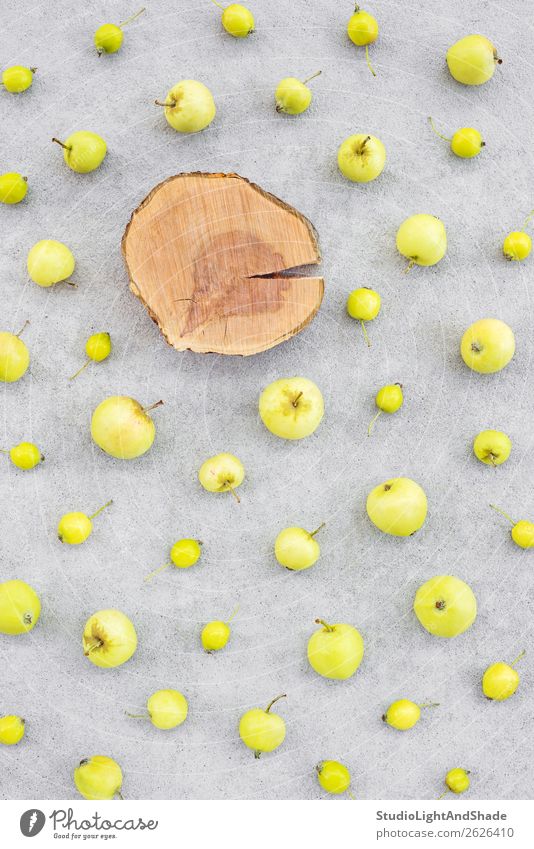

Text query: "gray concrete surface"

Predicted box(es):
[1, 0, 534, 801]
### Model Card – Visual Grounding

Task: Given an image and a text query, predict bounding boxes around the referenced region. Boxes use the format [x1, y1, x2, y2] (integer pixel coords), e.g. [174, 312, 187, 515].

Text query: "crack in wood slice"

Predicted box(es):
[122, 172, 324, 356]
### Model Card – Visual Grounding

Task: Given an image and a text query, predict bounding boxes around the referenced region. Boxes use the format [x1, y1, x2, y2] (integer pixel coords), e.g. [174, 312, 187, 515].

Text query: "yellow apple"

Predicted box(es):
[198, 453, 244, 501]
[0, 580, 41, 635]
[307, 620, 364, 680]
[259, 377, 324, 440]
[27, 239, 75, 287]
[82, 609, 137, 668]
[147, 690, 188, 729]
[414, 575, 477, 637]
[74, 755, 123, 800]
[482, 652, 524, 701]
[274, 524, 323, 571]
[366, 477, 427, 537]
[91, 396, 163, 459]
[446, 35, 501, 86]
[473, 430, 511, 466]
[337, 133, 386, 182]
[460, 319, 515, 374]
[157, 80, 216, 133]
[53, 130, 107, 174]
[396, 214, 447, 268]
[0, 330, 30, 383]
[239, 695, 286, 757]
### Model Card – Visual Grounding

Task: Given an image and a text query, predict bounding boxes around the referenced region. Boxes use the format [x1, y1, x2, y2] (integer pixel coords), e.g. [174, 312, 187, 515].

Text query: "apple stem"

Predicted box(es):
[125, 712, 149, 719]
[489, 503, 516, 526]
[227, 604, 240, 623]
[428, 116, 452, 143]
[210, 0, 225, 9]
[315, 618, 334, 632]
[367, 410, 382, 437]
[52, 137, 71, 151]
[116, 791, 125, 800]
[419, 702, 440, 709]
[68, 360, 90, 381]
[226, 481, 241, 503]
[360, 319, 371, 347]
[523, 209, 534, 230]
[309, 522, 325, 538]
[347, 790, 356, 801]
[119, 8, 146, 27]
[254, 750, 262, 759]
[301, 70, 322, 85]
[154, 99, 176, 108]
[89, 499, 113, 520]
[30, 68, 37, 74]
[510, 649, 526, 667]
[265, 694, 287, 714]
[358, 135, 371, 154]
[15, 319, 30, 338]
[23, 612, 33, 625]
[292, 391, 304, 408]
[0, 448, 8, 454]
[437, 789, 450, 800]
[365, 45, 376, 77]
[142, 400, 164, 414]
[404, 259, 417, 273]
[84, 639, 103, 656]
[487, 453, 497, 467]
[144, 562, 171, 582]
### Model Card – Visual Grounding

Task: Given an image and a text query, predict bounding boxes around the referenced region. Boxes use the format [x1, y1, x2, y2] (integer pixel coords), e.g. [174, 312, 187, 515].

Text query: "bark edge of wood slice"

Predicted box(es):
[121, 172, 324, 356]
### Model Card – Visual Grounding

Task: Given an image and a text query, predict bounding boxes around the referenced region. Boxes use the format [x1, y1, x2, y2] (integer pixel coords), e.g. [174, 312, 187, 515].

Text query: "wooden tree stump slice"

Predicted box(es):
[122, 172, 324, 356]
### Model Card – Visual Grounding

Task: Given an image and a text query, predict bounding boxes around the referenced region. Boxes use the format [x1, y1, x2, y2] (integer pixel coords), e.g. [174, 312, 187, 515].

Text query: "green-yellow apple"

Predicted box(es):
[143, 690, 188, 728]
[0, 329, 30, 383]
[27, 239, 75, 287]
[275, 71, 321, 115]
[337, 134, 385, 182]
[316, 760, 352, 795]
[482, 652, 524, 701]
[446, 35, 501, 86]
[91, 396, 163, 459]
[219, 3, 255, 38]
[0, 172, 28, 204]
[0, 715, 25, 745]
[2, 65, 35, 93]
[239, 694, 286, 758]
[396, 214, 447, 268]
[259, 377, 324, 440]
[198, 453, 244, 501]
[443, 768, 470, 795]
[461, 319, 515, 374]
[0, 580, 41, 634]
[274, 524, 324, 571]
[473, 430, 511, 466]
[156, 80, 216, 133]
[366, 477, 427, 536]
[414, 576, 477, 637]
[82, 609, 137, 668]
[52, 131, 107, 173]
[307, 619, 364, 680]
[74, 756, 123, 800]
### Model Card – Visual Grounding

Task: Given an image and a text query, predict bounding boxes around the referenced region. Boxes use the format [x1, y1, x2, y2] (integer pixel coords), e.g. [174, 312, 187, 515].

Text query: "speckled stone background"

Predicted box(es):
[1, 0, 533, 801]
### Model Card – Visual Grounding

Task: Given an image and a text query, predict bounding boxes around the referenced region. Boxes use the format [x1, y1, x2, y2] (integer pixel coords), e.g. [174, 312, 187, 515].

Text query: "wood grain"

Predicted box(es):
[122, 172, 324, 356]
